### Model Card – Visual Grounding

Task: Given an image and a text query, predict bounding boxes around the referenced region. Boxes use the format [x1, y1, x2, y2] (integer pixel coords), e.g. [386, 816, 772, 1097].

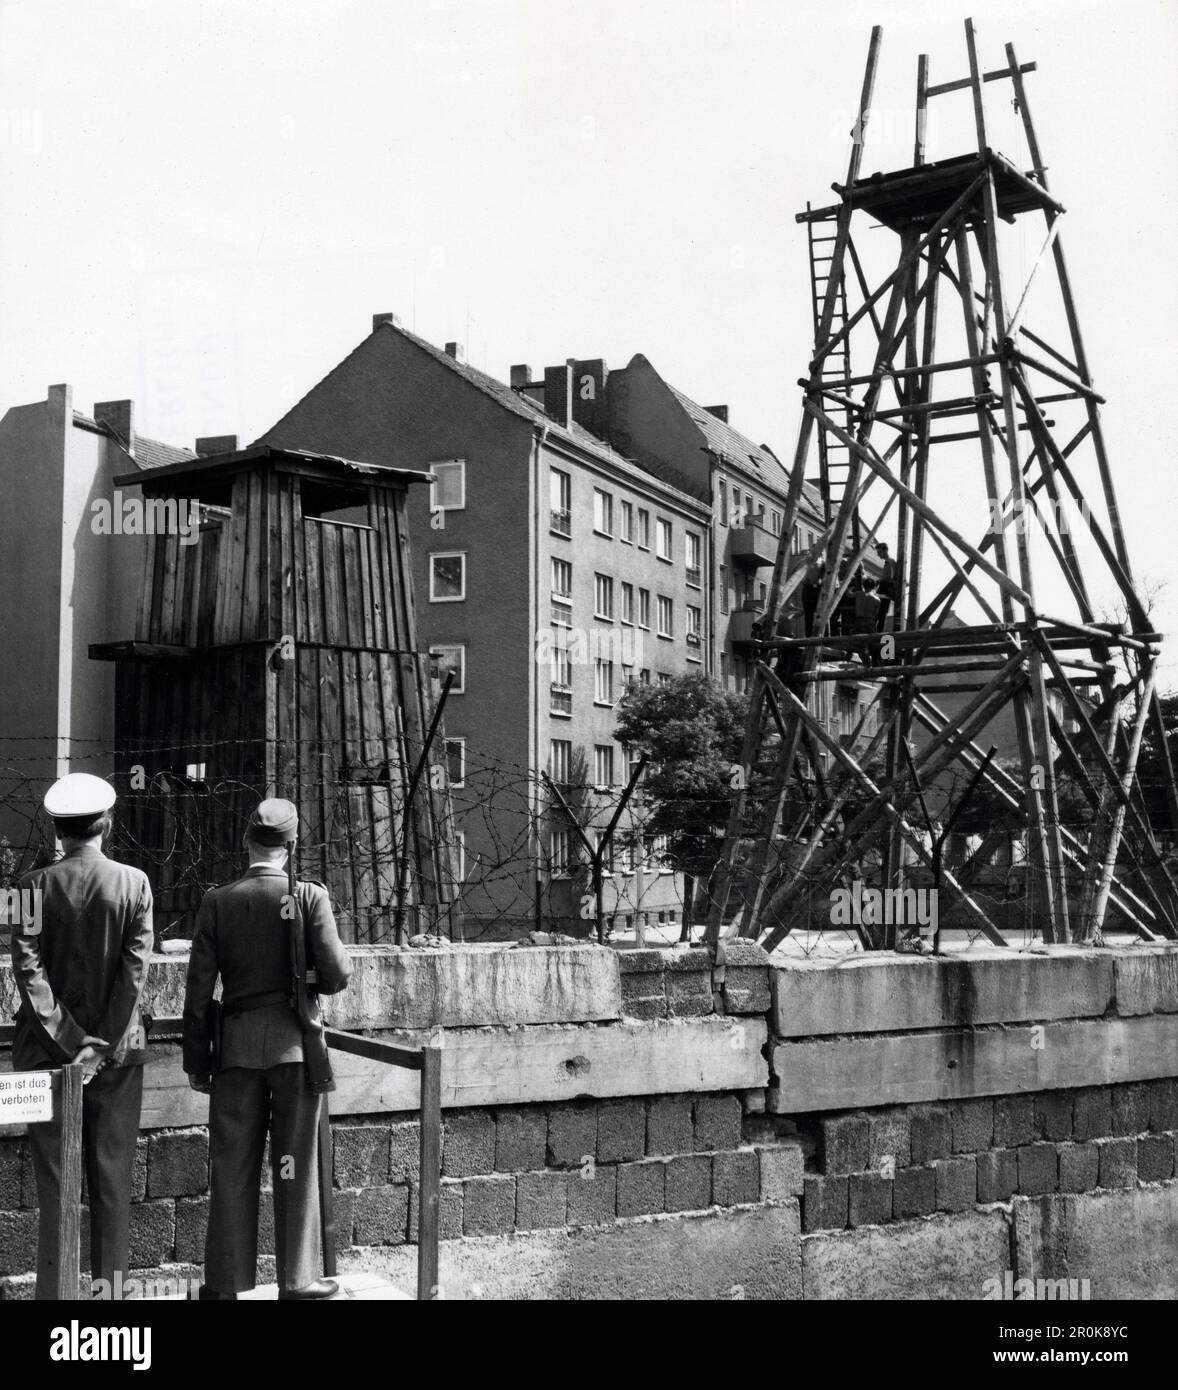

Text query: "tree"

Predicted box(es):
[615, 674, 749, 937]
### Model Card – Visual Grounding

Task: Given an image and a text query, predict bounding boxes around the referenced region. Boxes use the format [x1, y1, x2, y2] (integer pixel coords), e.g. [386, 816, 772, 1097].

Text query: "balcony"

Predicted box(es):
[729, 601, 764, 647]
[686, 565, 702, 588]
[550, 508, 572, 538]
[730, 518, 776, 568]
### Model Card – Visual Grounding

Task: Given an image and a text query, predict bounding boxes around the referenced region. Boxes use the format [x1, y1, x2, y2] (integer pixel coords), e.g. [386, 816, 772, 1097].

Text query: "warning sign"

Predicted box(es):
[0, 1072, 53, 1123]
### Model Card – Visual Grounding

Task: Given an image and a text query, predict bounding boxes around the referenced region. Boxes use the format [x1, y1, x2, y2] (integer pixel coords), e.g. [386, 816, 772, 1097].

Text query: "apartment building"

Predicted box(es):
[257, 316, 710, 934]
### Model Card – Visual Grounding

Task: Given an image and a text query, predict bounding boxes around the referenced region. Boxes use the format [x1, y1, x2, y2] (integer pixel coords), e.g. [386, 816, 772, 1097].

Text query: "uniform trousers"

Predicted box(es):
[26, 1062, 144, 1300]
[205, 1062, 320, 1293]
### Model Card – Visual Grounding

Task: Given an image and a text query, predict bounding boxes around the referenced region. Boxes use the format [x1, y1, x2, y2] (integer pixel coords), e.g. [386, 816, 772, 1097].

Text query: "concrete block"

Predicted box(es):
[128, 1201, 175, 1269]
[321, 942, 623, 1029]
[0, 1140, 24, 1210]
[1113, 949, 1178, 1016]
[646, 1097, 693, 1157]
[147, 1129, 208, 1198]
[847, 1172, 893, 1227]
[933, 1157, 977, 1212]
[173, 1196, 209, 1263]
[566, 1164, 617, 1227]
[666, 972, 712, 1019]
[620, 973, 667, 1021]
[1137, 1135, 1174, 1184]
[772, 949, 1114, 1038]
[442, 1113, 495, 1178]
[1110, 1082, 1150, 1137]
[1034, 1092, 1073, 1142]
[712, 1150, 760, 1207]
[819, 1113, 869, 1174]
[993, 1093, 1035, 1148]
[1149, 1078, 1178, 1132]
[768, 1015, 1178, 1113]
[257, 1192, 275, 1258]
[1018, 1143, 1059, 1196]
[616, 1159, 666, 1217]
[976, 1149, 1018, 1204]
[909, 1105, 952, 1163]
[1058, 1141, 1100, 1193]
[893, 1166, 936, 1218]
[596, 1100, 645, 1164]
[332, 1189, 358, 1248]
[132, 1137, 148, 1203]
[802, 1175, 847, 1233]
[803, 1208, 1010, 1300]
[758, 1142, 805, 1202]
[723, 969, 771, 1016]
[333, 1124, 390, 1189]
[354, 1185, 409, 1245]
[494, 1110, 546, 1173]
[1071, 1086, 1112, 1141]
[388, 1120, 420, 1184]
[351, 1202, 802, 1301]
[547, 1103, 598, 1170]
[462, 1175, 516, 1237]
[950, 1098, 994, 1153]
[1097, 1137, 1137, 1189]
[0, 1211, 38, 1277]
[408, 1179, 463, 1242]
[664, 1155, 711, 1213]
[694, 1095, 742, 1154]
[866, 1108, 911, 1169]
[515, 1171, 568, 1230]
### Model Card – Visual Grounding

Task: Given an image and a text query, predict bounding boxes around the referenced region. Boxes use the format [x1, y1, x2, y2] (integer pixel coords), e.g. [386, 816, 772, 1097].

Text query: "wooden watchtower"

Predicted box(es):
[708, 19, 1178, 949]
[91, 444, 458, 942]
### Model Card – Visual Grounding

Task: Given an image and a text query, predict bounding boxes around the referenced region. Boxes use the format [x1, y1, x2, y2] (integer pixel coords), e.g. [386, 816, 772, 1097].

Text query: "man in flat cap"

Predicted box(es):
[10, 773, 154, 1299]
[182, 798, 351, 1301]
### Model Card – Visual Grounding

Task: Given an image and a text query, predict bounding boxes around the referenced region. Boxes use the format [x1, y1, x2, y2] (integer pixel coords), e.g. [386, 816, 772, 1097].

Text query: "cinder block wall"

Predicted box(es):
[2, 941, 1177, 1299]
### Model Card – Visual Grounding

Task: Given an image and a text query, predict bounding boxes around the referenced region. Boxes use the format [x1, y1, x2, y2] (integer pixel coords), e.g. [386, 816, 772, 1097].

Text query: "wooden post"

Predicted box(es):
[417, 1044, 442, 1301]
[56, 1063, 84, 1301]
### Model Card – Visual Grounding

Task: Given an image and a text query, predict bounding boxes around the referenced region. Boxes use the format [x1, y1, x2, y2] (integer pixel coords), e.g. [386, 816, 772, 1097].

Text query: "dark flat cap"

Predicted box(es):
[247, 798, 300, 845]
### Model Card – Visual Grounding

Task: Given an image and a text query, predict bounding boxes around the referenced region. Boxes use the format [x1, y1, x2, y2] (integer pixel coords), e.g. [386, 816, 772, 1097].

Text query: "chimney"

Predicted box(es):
[372, 312, 400, 330]
[570, 359, 608, 439]
[510, 365, 532, 389]
[543, 362, 574, 428]
[195, 435, 239, 457]
[705, 404, 729, 423]
[444, 341, 464, 362]
[93, 399, 135, 452]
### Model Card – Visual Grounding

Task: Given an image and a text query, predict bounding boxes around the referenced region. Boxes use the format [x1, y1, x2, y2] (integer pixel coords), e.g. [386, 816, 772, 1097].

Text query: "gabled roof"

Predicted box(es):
[72, 411, 196, 470]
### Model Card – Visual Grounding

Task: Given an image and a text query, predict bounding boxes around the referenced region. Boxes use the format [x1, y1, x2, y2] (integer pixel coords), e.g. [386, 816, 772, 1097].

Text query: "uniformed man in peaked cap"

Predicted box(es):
[183, 798, 351, 1301]
[10, 773, 154, 1299]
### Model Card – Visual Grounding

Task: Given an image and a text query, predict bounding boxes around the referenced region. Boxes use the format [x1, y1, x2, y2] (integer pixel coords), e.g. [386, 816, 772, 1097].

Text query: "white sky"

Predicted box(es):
[2, 0, 1176, 683]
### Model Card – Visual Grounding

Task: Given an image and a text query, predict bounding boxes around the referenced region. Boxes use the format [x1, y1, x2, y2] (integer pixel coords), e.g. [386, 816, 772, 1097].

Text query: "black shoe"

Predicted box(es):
[198, 1285, 237, 1301]
[278, 1279, 339, 1301]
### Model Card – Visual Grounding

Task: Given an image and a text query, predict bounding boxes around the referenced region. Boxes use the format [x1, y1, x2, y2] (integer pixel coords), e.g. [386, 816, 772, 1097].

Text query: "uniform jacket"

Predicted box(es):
[10, 845, 154, 1071]
[182, 865, 351, 1077]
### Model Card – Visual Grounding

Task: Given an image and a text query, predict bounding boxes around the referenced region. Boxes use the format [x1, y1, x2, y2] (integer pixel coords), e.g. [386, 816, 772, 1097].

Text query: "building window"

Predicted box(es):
[594, 658, 614, 705]
[593, 830, 615, 875]
[720, 651, 729, 686]
[429, 552, 466, 602]
[550, 469, 571, 536]
[655, 833, 672, 873]
[791, 528, 801, 555]
[549, 828, 572, 877]
[594, 573, 614, 620]
[720, 564, 729, 615]
[619, 500, 634, 543]
[685, 531, 702, 587]
[656, 517, 672, 561]
[637, 508, 650, 549]
[429, 644, 465, 694]
[594, 744, 614, 789]
[550, 629, 572, 715]
[638, 588, 651, 629]
[686, 605, 701, 651]
[430, 459, 465, 512]
[718, 479, 728, 525]
[639, 668, 651, 684]
[627, 745, 644, 782]
[770, 509, 782, 536]
[657, 672, 672, 686]
[453, 830, 466, 884]
[551, 557, 572, 599]
[444, 737, 465, 789]
[550, 738, 572, 784]
[620, 581, 634, 624]
[657, 595, 673, 638]
[593, 488, 613, 537]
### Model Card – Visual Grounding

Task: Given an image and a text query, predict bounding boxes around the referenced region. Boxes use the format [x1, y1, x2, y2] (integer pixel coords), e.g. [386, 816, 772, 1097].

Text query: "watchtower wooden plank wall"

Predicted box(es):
[90, 445, 458, 943]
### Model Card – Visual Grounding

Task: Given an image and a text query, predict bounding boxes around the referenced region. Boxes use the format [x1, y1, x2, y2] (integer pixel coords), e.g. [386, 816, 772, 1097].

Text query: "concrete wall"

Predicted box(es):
[2, 940, 1176, 1300]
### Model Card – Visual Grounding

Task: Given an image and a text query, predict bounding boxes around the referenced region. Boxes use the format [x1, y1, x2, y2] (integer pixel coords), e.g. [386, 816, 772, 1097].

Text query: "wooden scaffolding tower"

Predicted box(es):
[708, 18, 1178, 949]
